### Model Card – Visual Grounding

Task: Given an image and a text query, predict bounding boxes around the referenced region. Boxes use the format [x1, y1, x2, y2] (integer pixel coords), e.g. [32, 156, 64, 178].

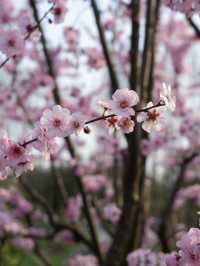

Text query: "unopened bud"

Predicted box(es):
[84, 126, 91, 134]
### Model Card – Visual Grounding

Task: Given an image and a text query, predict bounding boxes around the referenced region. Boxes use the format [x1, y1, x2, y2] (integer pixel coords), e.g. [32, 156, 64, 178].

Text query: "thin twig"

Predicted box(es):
[0, 5, 54, 69]
[187, 16, 200, 38]
[19, 176, 95, 251]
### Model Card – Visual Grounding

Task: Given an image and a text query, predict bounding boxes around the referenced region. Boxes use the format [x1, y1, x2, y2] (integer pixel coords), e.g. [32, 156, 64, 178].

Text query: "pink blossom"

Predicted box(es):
[127, 249, 158, 266]
[65, 195, 82, 223]
[56, 230, 75, 244]
[164, 0, 200, 16]
[160, 83, 176, 111]
[82, 175, 107, 193]
[110, 88, 139, 117]
[32, 127, 57, 160]
[163, 252, 181, 266]
[52, 0, 67, 24]
[105, 116, 120, 133]
[64, 27, 80, 51]
[17, 11, 40, 39]
[67, 255, 99, 266]
[0, 29, 24, 57]
[103, 203, 121, 223]
[12, 237, 35, 252]
[83, 48, 106, 69]
[137, 102, 166, 133]
[40, 105, 71, 138]
[117, 117, 135, 133]
[177, 228, 200, 265]
[68, 113, 85, 135]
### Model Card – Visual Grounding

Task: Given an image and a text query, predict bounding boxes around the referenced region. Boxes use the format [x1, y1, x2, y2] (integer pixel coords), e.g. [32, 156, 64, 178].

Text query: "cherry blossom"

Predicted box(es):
[68, 113, 85, 135]
[163, 252, 181, 266]
[127, 249, 158, 266]
[177, 228, 200, 265]
[64, 27, 80, 51]
[110, 88, 139, 117]
[137, 102, 166, 133]
[40, 105, 71, 138]
[160, 83, 176, 111]
[82, 174, 107, 193]
[52, 0, 68, 24]
[103, 203, 121, 223]
[67, 255, 99, 266]
[0, 29, 24, 57]
[117, 116, 135, 133]
[65, 195, 82, 223]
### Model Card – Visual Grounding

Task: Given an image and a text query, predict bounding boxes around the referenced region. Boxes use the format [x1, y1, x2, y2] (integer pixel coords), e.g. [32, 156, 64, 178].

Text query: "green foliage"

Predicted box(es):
[0, 242, 79, 266]
[0, 245, 41, 266]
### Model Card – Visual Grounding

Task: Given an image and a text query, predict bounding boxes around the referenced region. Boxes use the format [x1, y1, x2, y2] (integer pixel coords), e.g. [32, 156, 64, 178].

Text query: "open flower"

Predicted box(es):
[110, 88, 139, 117]
[0, 29, 24, 57]
[40, 105, 71, 138]
[68, 113, 85, 135]
[160, 83, 176, 111]
[118, 117, 135, 134]
[137, 102, 166, 133]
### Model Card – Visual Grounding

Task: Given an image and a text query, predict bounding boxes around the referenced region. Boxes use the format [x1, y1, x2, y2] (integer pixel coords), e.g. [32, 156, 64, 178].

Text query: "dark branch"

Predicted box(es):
[90, 0, 119, 94]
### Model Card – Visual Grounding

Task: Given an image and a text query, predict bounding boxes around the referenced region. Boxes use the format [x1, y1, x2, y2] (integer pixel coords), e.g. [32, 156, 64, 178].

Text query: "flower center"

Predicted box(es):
[11, 145, 23, 157]
[73, 121, 80, 129]
[147, 110, 160, 121]
[119, 100, 129, 109]
[8, 39, 16, 47]
[121, 118, 131, 127]
[54, 7, 62, 16]
[53, 118, 62, 128]
[107, 117, 118, 127]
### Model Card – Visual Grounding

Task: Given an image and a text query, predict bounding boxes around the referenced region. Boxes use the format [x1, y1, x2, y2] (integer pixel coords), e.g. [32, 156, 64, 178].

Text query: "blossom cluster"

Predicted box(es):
[0, 188, 47, 253]
[164, 0, 200, 16]
[0, 0, 67, 61]
[0, 86, 175, 180]
[127, 228, 200, 266]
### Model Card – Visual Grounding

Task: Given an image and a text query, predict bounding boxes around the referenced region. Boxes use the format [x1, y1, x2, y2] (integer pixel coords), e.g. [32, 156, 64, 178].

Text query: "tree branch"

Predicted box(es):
[29, 2, 103, 262]
[158, 153, 198, 252]
[90, 0, 119, 94]
[129, 0, 140, 93]
[187, 16, 200, 38]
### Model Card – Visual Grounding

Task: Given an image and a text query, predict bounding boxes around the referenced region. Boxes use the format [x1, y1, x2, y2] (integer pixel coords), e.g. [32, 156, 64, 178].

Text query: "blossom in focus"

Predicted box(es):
[68, 113, 85, 135]
[40, 105, 71, 138]
[117, 117, 135, 133]
[137, 102, 166, 133]
[110, 88, 139, 117]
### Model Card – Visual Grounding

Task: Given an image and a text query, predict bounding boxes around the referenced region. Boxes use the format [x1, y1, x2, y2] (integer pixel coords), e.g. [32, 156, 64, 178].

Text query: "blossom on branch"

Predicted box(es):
[110, 88, 139, 117]
[137, 102, 166, 133]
